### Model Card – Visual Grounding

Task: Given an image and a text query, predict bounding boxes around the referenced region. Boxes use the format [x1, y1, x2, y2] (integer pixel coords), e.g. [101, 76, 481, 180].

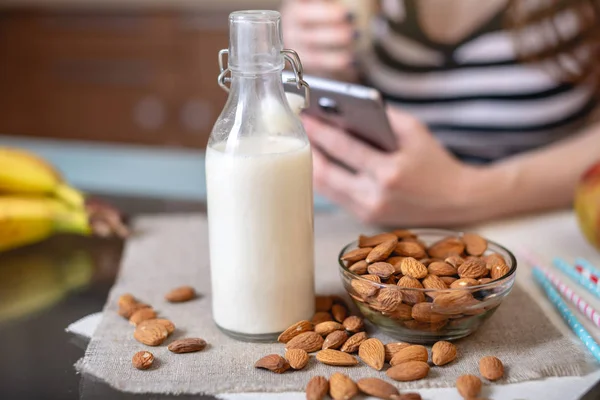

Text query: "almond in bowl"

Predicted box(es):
[339, 229, 516, 343]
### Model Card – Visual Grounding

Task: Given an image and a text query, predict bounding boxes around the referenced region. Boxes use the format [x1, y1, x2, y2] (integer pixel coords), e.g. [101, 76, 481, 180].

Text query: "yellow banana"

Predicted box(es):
[0, 196, 91, 252]
[0, 147, 85, 208]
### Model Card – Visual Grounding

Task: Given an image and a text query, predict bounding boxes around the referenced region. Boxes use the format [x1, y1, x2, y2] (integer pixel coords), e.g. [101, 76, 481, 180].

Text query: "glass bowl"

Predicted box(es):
[338, 229, 517, 344]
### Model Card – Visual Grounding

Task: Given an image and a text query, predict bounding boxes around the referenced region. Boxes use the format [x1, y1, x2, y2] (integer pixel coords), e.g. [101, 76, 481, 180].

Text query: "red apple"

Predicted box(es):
[575, 161, 600, 250]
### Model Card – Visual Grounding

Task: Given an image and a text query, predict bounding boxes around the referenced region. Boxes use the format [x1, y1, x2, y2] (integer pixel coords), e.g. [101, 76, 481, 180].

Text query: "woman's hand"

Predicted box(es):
[302, 107, 494, 226]
[281, 0, 356, 76]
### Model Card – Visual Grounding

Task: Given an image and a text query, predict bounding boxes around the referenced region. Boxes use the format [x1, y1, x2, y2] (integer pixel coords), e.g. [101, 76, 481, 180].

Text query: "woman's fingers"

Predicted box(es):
[303, 115, 388, 176]
[386, 106, 431, 148]
[312, 147, 372, 216]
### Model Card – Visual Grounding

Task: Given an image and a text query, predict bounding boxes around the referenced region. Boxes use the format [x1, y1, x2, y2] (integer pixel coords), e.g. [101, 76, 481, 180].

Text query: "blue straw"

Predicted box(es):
[553, 257, 600, 299]
[576, 257, 600, 277]
[532, 267, 600, 363]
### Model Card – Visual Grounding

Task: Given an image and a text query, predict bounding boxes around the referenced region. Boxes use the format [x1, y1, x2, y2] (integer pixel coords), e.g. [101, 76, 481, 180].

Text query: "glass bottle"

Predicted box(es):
[205, 10, 315, 342]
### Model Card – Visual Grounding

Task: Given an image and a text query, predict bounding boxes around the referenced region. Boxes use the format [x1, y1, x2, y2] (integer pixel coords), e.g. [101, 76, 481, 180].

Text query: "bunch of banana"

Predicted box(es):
[0, 147, 128, 252]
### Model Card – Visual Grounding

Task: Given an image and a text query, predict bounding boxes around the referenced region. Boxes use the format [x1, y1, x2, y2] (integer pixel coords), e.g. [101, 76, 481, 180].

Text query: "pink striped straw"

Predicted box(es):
[520, 249, 600, 329]
[575, 263, 600, 287]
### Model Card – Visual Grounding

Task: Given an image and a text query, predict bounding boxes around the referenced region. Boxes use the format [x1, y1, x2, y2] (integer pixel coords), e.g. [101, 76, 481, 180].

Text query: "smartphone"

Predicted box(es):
[282, 71, 397, 152]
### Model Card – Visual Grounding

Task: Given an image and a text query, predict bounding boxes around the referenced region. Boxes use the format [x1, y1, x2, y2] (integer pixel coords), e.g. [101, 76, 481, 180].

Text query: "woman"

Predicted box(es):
[281, 0, 600, 226]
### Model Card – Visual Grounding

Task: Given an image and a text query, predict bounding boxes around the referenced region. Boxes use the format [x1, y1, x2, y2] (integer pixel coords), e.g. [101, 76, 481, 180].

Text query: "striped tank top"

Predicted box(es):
[361, 0, 598, 161]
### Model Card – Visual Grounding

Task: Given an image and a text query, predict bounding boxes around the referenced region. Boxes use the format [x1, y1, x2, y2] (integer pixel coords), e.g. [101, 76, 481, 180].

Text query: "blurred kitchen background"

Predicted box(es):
[0, 0, 290, 208]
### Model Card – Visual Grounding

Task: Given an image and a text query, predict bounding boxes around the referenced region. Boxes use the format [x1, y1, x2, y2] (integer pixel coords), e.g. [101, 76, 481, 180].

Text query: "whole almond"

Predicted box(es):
[119, 293, 136, 308]
[306, 376, 329, 400]
[168, 338, 207, 353]
[312, 312, 334, 324]
[457, 258, 488, 279]
[399, 393, 422, 400]
[137, 318, 175, 335]
[433, 290, 476, 313]
[358, 338, 385, 370]
[428, 238, 465, 259]
[342, 247, 372, 262]
[479, 356, 504, 380]
[411, 302, 448, 323]
[393, 229, 416, 239]
[323, 330, 349, 350]
[491, 263, 510, 280]
[397, 276, 426, 305]
[440, 276, 458, 285]
[400, 257, 428, 279]
[286, 331, 324, 353]
[485, 253, 507, 268]
[349, 260, 368, 275]
[356, 378, 399, 399]
[278, 320, 313, 343]
[132, 350, 154, 370]
[367, 262, 395, 279]
[315, 321, 344, 336]
[403, 319, 448, 332]
[119, 302, 150, 319]
[431, 341, 457, 366]
[384, 342, 411, 362]
[254, 354, 290, 374]
[386, 256, 404, 274]
[133, 323, 168, 346]
[427, 261, 457, 276]
[387, 303, 413, 320]
[422, 274, 448, 290]
[342, 316, 365, 333]
[129, 308, 157, 326]
[350, 279, 379, 299]
[371, 286, 403, 313]
[366, 239, 398, 264]
[165, 286, 196, 302]
[340, 331, 368, 353]
[395, 242, 427, 259]
[387, 361, 430, 381]
[359, 233, 397, 247]
[315, 296, 334, 312]
[456, 374, 481, 398]
[329, 373, 358, 400]
[316, 349, 359, 366]
[331, 304, 348, 323]
[389, 345, 428, 366]
[285, 348, 309, 370]
[450, 278, 479, 288]
[445, 255, 465, 268]
[362, 274, 382, 283]
[462, 233, 487, 256]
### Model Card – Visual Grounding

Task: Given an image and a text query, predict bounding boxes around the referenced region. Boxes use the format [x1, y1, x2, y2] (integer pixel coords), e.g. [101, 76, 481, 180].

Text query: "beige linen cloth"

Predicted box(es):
[75, 212, 596, 395]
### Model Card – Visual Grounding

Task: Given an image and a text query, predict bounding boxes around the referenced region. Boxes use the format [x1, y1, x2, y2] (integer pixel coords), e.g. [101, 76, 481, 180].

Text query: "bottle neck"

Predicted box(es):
[229, 70, 286, 101]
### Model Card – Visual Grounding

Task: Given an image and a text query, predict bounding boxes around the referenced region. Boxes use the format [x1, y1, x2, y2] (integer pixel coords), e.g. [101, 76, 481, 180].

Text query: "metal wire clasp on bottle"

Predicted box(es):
[217, 48, 310, 109]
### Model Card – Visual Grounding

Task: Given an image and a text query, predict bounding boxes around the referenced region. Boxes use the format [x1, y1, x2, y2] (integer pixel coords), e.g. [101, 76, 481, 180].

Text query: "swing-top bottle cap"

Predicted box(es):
[228, 10, 285, 74]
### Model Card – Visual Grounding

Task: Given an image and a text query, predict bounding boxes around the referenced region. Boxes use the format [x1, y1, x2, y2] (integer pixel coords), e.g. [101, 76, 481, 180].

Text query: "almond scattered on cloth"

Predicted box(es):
[329, 373, 358, 400]
[456, 374, 482, 398]
[356, 377, 399, 399]
[132, 351, 154, 370]
[254, 354, 290, 374]
[164, 286, 196, 303]
[479, 355, 505, 381]
[285, 349, 310, 370]
[168, 338, 207, 354]
[306, 376, 329, 400]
